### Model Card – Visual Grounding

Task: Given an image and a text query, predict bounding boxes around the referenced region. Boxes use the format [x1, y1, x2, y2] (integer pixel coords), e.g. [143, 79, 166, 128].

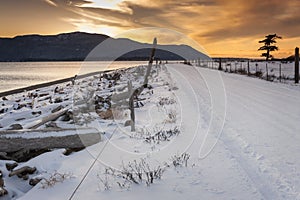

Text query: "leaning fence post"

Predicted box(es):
[127, 81, 135, 131]
[143, 38, 157, 86]
[295, 47, 299, 84]
[129, 38, 157, 132]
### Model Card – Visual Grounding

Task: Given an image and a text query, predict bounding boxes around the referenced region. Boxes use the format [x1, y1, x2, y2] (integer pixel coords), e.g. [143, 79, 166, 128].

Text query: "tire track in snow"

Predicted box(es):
[227, 89, 300, 121]
[223, 83, 300, 117]
[221, 124, 300, 199]
[223, 73, 300, 101]
[227, 91, 300, 139]
[220, 72, 300, 199]
[168, 65, 300, 199]
[169, 65, 278, 199]
[224, 93, 300, 199]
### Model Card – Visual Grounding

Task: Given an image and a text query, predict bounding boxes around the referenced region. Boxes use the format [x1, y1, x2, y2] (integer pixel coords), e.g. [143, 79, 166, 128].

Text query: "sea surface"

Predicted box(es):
[0, 61, 147, 93]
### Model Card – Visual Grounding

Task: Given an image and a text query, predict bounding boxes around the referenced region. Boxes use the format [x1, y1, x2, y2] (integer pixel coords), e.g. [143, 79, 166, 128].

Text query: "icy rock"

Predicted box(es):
[9, 124, 23, 130]
[29, 178, 42, 186]
[6, 162, 18, 171]
[124, 120, 133, 127]
[0, 172, 8, 197]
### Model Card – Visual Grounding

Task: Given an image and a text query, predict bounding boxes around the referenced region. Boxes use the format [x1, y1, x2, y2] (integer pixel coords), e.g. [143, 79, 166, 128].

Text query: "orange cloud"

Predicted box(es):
[1, 0, 299, 58]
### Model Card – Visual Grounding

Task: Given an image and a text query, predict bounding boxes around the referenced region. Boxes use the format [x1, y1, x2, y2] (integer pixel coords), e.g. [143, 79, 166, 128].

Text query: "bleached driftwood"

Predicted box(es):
[111, 91, 130, 103]
[26, 107, 70, 129]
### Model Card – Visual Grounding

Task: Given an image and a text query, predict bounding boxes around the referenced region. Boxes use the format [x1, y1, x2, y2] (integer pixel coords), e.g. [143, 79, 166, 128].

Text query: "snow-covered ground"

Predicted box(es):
[196, 60, 296, 82]
[1, 63, 300, 199]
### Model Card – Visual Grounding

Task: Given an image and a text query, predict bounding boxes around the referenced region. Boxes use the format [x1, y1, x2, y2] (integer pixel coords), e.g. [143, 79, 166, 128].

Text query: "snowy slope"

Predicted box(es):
[3, 63, 300, 200]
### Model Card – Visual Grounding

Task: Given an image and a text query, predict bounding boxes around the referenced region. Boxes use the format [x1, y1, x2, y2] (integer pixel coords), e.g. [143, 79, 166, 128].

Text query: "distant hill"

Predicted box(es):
[0, 32, 209, 61]
[284, 55, 295, 61]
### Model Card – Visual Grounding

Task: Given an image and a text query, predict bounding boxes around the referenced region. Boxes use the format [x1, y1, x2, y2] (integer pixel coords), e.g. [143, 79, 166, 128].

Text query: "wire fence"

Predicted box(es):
[191, 59, 297, 83]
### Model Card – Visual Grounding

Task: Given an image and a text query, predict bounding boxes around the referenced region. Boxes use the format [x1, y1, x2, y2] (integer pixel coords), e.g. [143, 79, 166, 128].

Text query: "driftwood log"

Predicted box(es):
[0, 128, 101, 153]
[25, 107, 69, 129]
[9, 166, 36, 178]
[0, 128, 101, 162]
[63, 147, 85, 156]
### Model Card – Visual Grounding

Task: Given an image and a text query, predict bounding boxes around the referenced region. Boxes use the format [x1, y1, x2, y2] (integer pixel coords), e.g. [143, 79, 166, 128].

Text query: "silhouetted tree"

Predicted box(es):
[258, 34, 282, 60]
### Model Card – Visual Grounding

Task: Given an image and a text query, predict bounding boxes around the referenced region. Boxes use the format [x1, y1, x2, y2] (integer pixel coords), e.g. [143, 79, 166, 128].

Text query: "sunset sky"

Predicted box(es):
[1, 0, 300, 58]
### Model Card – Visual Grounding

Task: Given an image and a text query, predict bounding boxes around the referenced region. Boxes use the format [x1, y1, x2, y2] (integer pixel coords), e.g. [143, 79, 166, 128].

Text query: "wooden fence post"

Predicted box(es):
[218, 58, 222, 70]
[279, 63, 282, 82]
[266, 63, 269, 81]
[235, 62, 237, 73]
[295, 47, 299, 84]
[255, 63, 258, 74]
[129, 38, 157, 132]
[247, 60, 250, 76]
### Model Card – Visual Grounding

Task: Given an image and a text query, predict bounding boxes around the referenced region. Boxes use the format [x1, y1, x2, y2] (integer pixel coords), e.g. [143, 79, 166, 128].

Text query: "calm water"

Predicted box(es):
[0, 61, 147, 93]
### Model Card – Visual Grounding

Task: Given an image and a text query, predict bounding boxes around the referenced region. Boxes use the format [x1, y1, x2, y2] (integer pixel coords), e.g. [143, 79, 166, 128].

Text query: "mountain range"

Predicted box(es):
[0, 32, 209, 62]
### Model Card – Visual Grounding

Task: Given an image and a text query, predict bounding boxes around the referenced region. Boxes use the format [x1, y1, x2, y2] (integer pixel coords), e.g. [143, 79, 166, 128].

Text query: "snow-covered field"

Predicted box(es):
[1, 63, 300, 199]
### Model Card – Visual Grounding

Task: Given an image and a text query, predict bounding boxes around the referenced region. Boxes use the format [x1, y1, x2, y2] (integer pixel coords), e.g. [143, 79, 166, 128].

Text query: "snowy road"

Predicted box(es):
[18, 63, 300, 200]
[167, 64, 300, 199]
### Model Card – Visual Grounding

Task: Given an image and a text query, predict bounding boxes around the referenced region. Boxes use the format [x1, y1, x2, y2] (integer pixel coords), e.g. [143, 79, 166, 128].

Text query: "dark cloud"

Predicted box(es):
[117, 0, 215, 31]
[50, 0, 93, 6]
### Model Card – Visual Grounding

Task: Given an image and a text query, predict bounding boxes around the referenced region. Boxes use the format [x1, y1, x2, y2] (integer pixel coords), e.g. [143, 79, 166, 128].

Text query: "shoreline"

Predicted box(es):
[0, 69, 115, 97]
[0, 61, 149, 95]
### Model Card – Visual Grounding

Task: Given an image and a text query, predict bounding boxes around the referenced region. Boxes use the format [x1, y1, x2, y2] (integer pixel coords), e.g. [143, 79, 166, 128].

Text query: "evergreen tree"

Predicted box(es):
[258, 34, 282, 60]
